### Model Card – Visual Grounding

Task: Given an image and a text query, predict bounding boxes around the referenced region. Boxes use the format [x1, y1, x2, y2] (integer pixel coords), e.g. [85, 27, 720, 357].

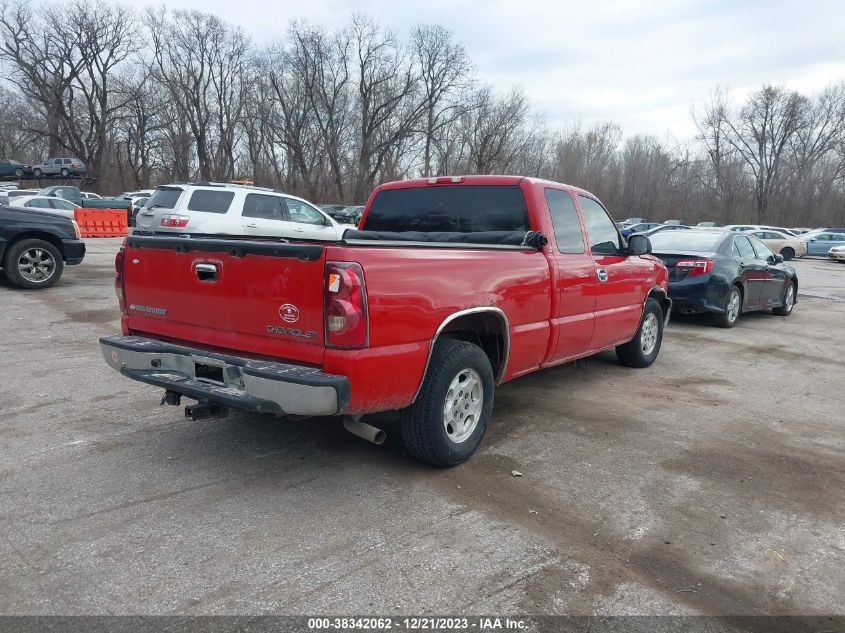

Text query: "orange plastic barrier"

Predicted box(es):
[74, 208, 128, 238]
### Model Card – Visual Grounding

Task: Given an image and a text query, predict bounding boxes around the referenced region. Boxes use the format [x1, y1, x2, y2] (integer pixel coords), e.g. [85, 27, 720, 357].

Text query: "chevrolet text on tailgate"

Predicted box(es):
[100, 176, 670, 466]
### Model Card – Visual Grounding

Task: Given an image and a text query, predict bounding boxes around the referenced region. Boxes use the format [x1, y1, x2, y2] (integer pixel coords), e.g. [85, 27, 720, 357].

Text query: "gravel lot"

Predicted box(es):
[1, 239, 843, 616]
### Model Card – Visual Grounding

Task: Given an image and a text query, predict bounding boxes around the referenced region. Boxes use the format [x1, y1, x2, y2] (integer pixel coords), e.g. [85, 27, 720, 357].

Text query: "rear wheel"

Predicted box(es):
[780, 247, 795, 261]
[60, 168, 70, 177]
[616, 297, 664, 368]
[3, 239, 64, 289]
[772, 281, 796, 316]
[400, 339, 494, 467]
[33, 168, 42, 178]
[713, 285, 741, 328]
[14, 168, 23, 177]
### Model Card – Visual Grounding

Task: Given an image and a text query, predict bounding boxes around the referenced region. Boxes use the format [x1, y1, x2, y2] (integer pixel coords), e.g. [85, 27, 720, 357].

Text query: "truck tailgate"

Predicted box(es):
[121, 235, 327, 365]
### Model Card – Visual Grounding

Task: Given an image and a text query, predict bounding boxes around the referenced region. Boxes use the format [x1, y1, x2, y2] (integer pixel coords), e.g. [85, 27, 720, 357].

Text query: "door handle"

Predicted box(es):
[195, 263, 218, 282]
[293, 227, 304, 232]
[596, 268, 608, 282]
[245, 223, 258, 228]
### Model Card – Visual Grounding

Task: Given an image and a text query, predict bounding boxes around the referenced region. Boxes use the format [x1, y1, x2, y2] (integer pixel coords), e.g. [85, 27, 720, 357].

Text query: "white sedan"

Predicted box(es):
[8, 195, 80, 219]
[829, 245, 845, 262]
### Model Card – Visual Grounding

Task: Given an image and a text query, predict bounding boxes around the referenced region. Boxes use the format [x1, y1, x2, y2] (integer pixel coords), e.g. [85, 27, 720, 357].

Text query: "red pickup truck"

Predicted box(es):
[100, 176, 670, 466]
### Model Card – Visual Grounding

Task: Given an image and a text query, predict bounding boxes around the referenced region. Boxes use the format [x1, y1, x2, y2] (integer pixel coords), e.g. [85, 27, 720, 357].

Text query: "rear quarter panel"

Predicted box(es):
[324, 244, 553, 413]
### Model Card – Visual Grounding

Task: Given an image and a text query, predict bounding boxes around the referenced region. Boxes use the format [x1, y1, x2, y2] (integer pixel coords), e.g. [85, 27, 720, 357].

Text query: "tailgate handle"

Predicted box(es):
[195, 263, 218, 282]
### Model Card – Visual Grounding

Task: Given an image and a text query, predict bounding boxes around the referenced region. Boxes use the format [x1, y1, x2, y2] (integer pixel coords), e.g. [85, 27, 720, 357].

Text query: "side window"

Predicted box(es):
[242, 194, 290, 221]
[53, 199, 75, 210]
[734, 236, 756, 259]
[187, 190, 234, 214]
[544, 188, 584, 253]
[287, 199, 326, 225]
[578, 195, 620, 255]
[750, 237, 774, 260]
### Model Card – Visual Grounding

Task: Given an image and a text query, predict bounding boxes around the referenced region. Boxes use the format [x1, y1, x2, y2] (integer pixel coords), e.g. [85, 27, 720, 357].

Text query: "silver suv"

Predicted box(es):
[33, 158, 87, 178]
[135, 183, 344, 240]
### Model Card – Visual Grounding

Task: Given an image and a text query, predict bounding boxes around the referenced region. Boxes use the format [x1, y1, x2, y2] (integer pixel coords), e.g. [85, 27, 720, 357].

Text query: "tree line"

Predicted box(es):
[1, 0, 844, 227]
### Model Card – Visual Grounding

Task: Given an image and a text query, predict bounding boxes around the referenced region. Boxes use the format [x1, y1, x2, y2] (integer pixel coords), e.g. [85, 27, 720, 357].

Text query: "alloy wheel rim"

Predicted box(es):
[18, 248, 56, 283]
[443, 368, 483, 444]
[785, 285, 794, 310]
[640, 313, 659, 356]
[727, 291, 740, 322]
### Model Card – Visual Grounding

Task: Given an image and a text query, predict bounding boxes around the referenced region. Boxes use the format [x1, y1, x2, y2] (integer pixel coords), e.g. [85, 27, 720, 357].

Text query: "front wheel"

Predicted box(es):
[780, 247, 794, 261]
[3, 239, 64, 289]
[60, 168, 69, 177]
[772, 281, 796, 316]
[14, 168, 23, 177]
[713, 286, 742, 328]
[400, 339, 494, 467]
[616, 297, 664, 368]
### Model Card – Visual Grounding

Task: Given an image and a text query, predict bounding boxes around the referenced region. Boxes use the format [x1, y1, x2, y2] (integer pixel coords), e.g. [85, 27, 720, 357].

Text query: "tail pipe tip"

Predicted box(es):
[343, 416, 386, 446]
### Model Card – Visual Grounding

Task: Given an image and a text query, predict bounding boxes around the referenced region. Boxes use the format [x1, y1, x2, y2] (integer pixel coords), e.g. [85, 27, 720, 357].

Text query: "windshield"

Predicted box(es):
[365, 185, 530, 232]
[648, 231, 724, 252]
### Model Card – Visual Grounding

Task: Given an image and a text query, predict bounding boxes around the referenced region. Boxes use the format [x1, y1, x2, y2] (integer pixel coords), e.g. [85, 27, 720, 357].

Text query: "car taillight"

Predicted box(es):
[800, 241, 806, 247]
[160, 214, 189, 228]
[71, 220, 81, 239]
[675, 259, 713, 275]
[325, 262, 368, 349]
[115, 247, 127, 315]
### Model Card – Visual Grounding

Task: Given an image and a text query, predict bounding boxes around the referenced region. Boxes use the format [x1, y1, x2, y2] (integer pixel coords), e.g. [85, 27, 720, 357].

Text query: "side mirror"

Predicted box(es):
[773, 254, 784, 263]
[627, 234, 652, 256]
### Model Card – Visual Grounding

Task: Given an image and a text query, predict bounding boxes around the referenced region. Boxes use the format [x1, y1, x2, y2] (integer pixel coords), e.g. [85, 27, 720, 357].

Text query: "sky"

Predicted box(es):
[154, 0, 845, 141]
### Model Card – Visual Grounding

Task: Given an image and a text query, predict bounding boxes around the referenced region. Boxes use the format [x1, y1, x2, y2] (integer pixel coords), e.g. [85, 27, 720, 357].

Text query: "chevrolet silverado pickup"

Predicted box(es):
[99, 176, 670, 466]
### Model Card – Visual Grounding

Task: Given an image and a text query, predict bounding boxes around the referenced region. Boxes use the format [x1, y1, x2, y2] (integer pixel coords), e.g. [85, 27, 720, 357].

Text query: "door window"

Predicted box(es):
[578, 196, 620, 255]
[749, 237, 774, 260]
[544, 188, 584, 253]
[243, 194, 290, 221]
[733, 236, 756, 259]
[52, 199, 76, 210]
[287, 199, 326, 225]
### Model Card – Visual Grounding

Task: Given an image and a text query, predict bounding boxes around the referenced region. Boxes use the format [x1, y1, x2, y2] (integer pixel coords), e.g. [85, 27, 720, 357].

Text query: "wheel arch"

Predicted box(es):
[645, 285, 672, 323]
[2, 232, 66, 264]
[412, 307, 510, 403]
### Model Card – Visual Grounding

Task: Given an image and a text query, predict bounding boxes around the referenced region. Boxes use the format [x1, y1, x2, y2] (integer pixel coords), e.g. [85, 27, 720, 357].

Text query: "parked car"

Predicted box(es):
[135, 183, 344, 240]
[8, 195, 80, 219]
[80, 192, 102, 200]
[828, 245, 845, 262]
[0, 159, 32, 180]
[696, 221, 721, 227]
[100, 175, 671, 467]
[620, 217, 649, 225]
[114, 189, 155, 201]
[803, 230, 845, 256]
[0, 189, 39, 205]
[32, 158, 87, 178]
[637, 224, 693, 237]
[744, 229, 806, 260]
[724, 224, 798, 236]
[648, 229, 797, 328]
[662, 219, 685, 225]
[0, 206, 85, 289]
[791, 227, 813, 235]
[37, 186, 133, 220]
[620, 221, 661, 237]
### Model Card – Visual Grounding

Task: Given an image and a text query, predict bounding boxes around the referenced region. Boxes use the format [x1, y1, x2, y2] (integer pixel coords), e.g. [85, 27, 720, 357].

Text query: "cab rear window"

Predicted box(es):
[187, 190, 235, 214]
[365, 185, 530, 232]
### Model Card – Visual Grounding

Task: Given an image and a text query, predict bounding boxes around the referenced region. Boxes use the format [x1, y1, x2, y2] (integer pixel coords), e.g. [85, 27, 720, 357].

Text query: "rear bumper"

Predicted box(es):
[99, 335, 349, 416]
[62, 239, 86, 265]
[667, 276, 726, 314]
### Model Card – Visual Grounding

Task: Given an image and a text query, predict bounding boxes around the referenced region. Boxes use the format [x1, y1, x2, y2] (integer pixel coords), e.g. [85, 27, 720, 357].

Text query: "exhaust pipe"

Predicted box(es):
[343, 416, 386, 445]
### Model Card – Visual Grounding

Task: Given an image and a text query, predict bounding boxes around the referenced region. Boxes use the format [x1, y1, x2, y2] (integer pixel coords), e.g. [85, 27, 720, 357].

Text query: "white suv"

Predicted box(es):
[135, 183, 344, 240]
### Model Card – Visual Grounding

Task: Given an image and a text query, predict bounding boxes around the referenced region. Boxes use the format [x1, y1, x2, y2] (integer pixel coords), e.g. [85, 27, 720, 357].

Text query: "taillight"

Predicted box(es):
[71, 220, 81, 239]
[325, 262, 369, 348]
[675, 259, 713, 275]
[115, 247, 127, 315]
[160, 214, 189, 228]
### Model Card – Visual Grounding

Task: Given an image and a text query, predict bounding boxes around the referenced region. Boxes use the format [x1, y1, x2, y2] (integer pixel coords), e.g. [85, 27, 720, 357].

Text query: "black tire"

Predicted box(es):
[780, 247, 794, 261]
[616, 297, 664, 368]
[33, 168, 42, 178]
[3, 239, 64, 289]
[713, 285, 742, 328]
[772, 280, 796, 316]
[400, 339, 494, 467]
[60, 168, 69, 177]
[14, 168, 23, 177]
